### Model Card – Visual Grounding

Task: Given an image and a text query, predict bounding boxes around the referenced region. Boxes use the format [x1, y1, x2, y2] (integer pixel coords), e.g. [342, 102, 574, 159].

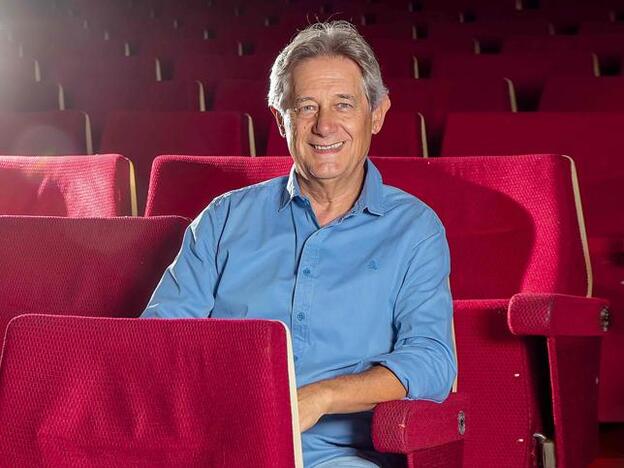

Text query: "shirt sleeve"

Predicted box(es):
[141, 198, 225, 319]
[367, 216, 457, 402]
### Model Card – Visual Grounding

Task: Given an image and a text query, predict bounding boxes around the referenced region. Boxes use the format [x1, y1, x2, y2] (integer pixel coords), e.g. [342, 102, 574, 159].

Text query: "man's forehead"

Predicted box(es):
[291, 56, 366, 99]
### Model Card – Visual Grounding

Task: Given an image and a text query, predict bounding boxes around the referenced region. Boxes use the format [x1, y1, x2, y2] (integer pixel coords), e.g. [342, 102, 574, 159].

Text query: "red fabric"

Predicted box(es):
[64, 80, 203, 148]
[0, 216, 188, 337]
[591, 236, 624, 421]
[146, 155, 293, 218]
[441, 113, 624, 421]
[508, 293, 609, 337]
[266, 111, 426, 157]
[0, 57, 39, 81]
[540, 77, 624, 111]
[372, 393, 468, 453]
[0, 110, 89, 155]
[212, 79, 273, 155]
[385, 78, 512, 153]
[0, 315, 298, 468]
[431, 52, 596, 109]
[0, 154, 133, 216]
[0, 81, 59, 112]
[46, 56, 159, 85]
[99, 111, 252, 214]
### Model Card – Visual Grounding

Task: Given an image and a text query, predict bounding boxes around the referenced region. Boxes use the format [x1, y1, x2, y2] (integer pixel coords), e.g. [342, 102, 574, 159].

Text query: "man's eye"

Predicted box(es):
[337, 102, 354, 110]
[298, 105, 317, 113]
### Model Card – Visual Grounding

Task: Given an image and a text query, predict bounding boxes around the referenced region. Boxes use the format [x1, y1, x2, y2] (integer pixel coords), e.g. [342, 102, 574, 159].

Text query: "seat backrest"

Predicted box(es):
[0, 81, 60, 112]
[265, 111, 427, 157]
[540, 76, 624, 111]
[145, 154, 588, 299]
[0, 154, 134, 216]
[441, 111, 624, 237]
[99, 110, 254, 214]
[0, 110, 91, 155]
[46, 56, 160, 84]
[0, 216, 189, 336]
[0, 315, 302, 468]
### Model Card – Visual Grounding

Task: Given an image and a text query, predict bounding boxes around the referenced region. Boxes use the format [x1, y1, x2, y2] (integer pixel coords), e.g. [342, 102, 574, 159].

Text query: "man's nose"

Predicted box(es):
[312, 107, 337, 136]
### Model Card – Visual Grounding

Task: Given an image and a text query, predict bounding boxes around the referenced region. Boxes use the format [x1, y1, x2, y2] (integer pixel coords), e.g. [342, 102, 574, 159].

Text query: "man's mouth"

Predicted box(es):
[310, 142, 345, 151]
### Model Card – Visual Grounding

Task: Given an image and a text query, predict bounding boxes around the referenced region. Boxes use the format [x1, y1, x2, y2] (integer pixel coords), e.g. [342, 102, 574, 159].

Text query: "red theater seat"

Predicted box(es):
[0, 57, 40, 82]
[265, 111, 427, 157]
[0, 154, 134, 216]
[0, 315, 304, 467]
[144, 154, 607, 467]
[100, 111, 254, 214]
[441, 111, 624, 422]
[386, 77, 514, 153]
[0, 81, 60, 112]
[540, 77, 624, 111]
[45, 56, 161, 85]
[431, 52, 597, 110]
[0, 216, 188, 336]
[0, 110, 91, 155]
[212, 79, 279, 156]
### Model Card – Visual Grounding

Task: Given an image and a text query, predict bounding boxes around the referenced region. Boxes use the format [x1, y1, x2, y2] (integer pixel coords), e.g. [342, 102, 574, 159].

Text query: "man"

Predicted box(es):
[143, 21, 456, 468]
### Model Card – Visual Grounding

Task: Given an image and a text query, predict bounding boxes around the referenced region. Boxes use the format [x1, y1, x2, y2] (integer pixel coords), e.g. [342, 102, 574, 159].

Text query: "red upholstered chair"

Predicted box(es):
[0, 315, 304, 468]
[0, 81, 61, 112]
[265, 111, 427, 157]
[540, 77, 624, 111]
[212, 79, 272, 155]
[0, 154, 135, 216]
[0, 110, 91, 155]
[0, 57, 40, 82]
[430, 52, 597, 110]
[0, 216, 188, 337]
[61, 80, 204, 149]
[143, 154, 608, 467]
[386, 77, 514, 154]
[441, 112, 623, 423]
[99, 110, 254, 214]
[45, 56, 161, 85]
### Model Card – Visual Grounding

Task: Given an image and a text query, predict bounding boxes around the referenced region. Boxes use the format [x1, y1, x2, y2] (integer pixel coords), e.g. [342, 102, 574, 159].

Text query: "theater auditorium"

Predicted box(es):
[0, 0, 622, 466]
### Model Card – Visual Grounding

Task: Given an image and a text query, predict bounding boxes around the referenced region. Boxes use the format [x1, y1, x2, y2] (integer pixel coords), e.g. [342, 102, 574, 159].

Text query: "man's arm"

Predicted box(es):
[297, 365, 406, 432]
[298, 219, 456, 431]
[142, 199, 224, 318]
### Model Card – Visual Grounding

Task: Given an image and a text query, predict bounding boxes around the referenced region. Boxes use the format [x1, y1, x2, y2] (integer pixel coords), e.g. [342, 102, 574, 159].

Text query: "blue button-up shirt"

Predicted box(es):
[143, 159, 456, 467]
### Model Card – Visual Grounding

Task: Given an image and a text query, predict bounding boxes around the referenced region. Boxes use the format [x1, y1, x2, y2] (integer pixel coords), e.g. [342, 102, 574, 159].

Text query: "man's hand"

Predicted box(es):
[297, 382, 332, 432]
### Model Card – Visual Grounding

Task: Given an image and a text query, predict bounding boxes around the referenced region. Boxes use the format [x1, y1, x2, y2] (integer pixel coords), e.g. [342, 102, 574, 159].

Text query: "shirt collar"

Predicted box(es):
[279, 159, 385, 216]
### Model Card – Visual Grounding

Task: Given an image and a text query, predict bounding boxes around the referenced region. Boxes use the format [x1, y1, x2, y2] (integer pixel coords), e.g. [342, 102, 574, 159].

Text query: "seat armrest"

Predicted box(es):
[507, 293, 609, 337]
[371, 393, 468, 454]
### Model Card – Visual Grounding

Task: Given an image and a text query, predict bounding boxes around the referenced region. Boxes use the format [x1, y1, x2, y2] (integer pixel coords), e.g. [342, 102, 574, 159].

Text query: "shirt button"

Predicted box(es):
[303, 267, 311, 276]
[296, 312, 305, 321]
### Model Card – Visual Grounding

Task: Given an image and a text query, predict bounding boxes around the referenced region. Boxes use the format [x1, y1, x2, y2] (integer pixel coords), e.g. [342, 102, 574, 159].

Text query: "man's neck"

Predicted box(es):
[296, 169, 365, 227]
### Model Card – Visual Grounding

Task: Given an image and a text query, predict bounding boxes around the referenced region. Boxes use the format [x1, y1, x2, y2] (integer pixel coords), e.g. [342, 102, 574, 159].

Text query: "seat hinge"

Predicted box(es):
[534, 433, 556, 468]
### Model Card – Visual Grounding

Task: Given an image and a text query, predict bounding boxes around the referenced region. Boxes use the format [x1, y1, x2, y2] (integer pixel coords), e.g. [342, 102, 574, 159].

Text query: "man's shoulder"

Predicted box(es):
[210, 175, 288, 210]
[381, 184, 445, 235]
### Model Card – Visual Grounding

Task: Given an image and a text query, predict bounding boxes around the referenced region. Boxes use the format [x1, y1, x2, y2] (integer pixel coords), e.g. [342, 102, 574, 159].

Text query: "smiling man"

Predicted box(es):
[143, 21, 456, 467]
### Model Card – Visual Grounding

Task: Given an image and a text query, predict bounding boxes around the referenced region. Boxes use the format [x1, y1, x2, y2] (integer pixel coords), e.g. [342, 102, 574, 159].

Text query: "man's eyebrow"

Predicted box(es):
[336, 94, 355, 101]
[294, 96, 314, 104]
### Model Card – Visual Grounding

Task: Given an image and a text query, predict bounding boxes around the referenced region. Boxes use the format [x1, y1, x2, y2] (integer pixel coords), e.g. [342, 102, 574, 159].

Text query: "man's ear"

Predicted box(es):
[270, 106, 287, 137]
[371, 95, 391, 135]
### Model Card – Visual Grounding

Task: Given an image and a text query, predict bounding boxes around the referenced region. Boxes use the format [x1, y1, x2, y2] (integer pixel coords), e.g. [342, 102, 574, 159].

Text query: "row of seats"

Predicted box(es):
[0, 154, 609, 467]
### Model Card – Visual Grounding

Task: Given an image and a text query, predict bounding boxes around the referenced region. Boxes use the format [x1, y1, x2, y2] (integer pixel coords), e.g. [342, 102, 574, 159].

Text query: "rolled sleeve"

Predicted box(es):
[142, 198, 225, 319]
[368, 222, 456, 402]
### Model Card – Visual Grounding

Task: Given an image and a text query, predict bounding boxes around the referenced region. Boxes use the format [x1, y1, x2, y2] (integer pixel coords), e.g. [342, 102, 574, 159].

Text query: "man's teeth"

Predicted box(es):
[312, 142, 343, 150]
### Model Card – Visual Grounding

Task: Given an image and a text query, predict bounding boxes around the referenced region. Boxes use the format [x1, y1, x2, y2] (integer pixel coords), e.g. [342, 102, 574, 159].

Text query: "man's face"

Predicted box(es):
[274, 55, 390, 188]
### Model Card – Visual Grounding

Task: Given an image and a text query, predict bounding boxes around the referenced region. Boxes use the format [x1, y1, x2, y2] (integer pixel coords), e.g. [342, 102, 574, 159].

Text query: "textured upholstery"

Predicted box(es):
[0, 81, 60, 112]
[0, 315, 301, 468]
[431, 52, 596, 110]
[385, 78, 513, 153]
[0, 216, 189, 337]
[142, 154, 601, 467]
[441, 112, 624, 420]
[265, 111, 426, 157]
[0, 154, 133, 216]
[0, 110, 90, 155]
[100, 111, 253, 214]
[45, 56, 159, 84]
[540, 77, 624, 111]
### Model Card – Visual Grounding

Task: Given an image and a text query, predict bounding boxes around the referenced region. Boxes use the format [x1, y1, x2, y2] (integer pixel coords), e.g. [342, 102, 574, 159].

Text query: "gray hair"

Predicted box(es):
[268, 21, 388, 114]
